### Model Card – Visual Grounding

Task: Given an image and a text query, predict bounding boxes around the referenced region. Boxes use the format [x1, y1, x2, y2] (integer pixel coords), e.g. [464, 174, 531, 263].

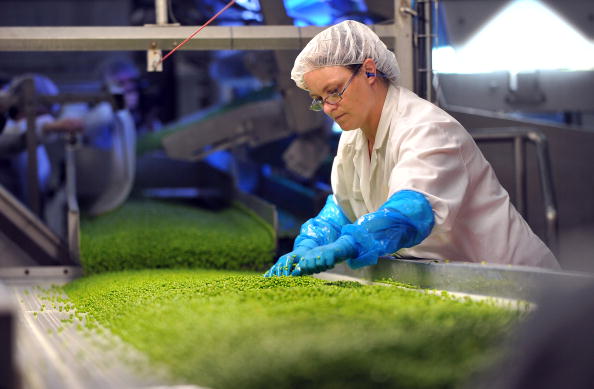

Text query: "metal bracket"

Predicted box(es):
[400, 7, 418, 17]
[147, 43, 163, 72]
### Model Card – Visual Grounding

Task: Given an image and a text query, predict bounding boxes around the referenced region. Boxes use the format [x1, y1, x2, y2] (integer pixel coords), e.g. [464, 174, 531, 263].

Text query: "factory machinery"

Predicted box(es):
[1, 1, 594, 388]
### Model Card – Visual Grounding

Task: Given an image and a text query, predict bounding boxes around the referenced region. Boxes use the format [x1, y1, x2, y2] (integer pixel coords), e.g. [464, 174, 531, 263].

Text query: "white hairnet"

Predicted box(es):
[291, 20, 400, 90]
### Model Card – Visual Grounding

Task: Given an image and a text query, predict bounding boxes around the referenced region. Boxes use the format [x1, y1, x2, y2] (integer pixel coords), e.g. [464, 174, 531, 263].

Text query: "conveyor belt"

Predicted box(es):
[3, 258, 591, 389]
[1, 267, 206, 389]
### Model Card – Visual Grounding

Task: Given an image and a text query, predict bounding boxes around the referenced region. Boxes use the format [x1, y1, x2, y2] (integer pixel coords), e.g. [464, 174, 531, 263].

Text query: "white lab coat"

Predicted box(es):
[331, 85, 560, 269]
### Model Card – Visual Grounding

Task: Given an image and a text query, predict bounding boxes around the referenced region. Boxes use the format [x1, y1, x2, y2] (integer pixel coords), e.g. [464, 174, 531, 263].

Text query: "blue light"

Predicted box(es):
[332, 122, 342, 133]
[235, 0, 260, 12]
[283, 0, 370, 26]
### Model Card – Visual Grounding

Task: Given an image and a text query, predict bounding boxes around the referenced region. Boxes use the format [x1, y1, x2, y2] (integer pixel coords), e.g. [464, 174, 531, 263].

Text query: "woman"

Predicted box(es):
[265, 20, 559, 277]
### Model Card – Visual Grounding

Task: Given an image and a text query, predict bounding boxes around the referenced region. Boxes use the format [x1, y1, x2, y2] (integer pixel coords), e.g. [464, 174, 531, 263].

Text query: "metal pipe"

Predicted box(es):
[514, 135, 526, 217]
[424, 0, 433, 102]
[23, 78, 40, 217]
[36, 92, 122, 108]
[65, 136, 80, 264]
[0, 25, 396, 51]
[470, 127, 558, 253]
[395, 0, 415, 90]
[412, 0, 436, 100]
[155, 0, 168, 25]
[529, 131, 559, 254]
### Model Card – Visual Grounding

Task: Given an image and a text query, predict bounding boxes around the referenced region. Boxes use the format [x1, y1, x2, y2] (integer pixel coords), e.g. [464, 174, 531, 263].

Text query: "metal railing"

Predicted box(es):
[64, 136, 80, 264]
[0, 78, 124, 265]
[470, 127, 558, 253]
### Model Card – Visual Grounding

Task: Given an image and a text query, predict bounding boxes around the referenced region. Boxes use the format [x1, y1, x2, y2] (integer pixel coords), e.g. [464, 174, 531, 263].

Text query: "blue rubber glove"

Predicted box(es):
[264, 195, 351, 277]
[293, 194, 351, 248]
[342, 190, 435, 269]
[292, 235, 357, 276]
[263, 238, 317, 277]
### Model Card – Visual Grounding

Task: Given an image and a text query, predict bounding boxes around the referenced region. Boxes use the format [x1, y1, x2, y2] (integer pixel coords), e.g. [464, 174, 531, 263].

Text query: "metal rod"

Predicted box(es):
[65, 136, 80, 264]
[395, 0, 415, 90]
[530, 131, 559, 254]
[37, 92, 121, 107]
[155, 0, 168, 25]
[514, 135, 526, 217]
[424, 0, 433, 102]
[0, 25, 396, 51]
[23, 78, 40, 217]
[412, 0, 434, 100]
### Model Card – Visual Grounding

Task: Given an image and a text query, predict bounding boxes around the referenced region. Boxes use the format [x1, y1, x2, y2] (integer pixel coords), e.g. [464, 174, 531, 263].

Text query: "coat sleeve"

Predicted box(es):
[387, 120, 472, 233]
[341, 189, 434, 268]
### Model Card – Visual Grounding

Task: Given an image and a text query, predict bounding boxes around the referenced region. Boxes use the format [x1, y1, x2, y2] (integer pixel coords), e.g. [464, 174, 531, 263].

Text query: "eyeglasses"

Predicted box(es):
[309, 64, 363, 112]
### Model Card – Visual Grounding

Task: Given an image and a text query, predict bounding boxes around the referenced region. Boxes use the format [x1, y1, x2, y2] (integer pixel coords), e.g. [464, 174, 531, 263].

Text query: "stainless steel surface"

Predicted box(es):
[315, 270, 532, 310]
[162, 98, 288, 161]
[235, 190, 278, 239]
[0, 282, 17, 389]
[3, 276, 167, 389]
[470, 127, 558, 252]
[0, 186, 70, 266]
[282, 133, 330, 179]
[0, 25, 396, 51]
[0, 266, 82, 280]
[0, 228, 38, 267]
[436, 71, 594, 112]
[328, 257, 594, 303]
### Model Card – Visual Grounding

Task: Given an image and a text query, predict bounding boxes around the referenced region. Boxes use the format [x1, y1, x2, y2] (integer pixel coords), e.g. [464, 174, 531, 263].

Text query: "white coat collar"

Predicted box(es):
[351, 84, 399, 153]
[373, 84, 399, 151]
[351, 84, 400, 211]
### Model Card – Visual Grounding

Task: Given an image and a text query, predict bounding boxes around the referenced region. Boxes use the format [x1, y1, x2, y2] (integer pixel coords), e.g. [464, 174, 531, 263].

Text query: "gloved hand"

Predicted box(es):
[264, 247, 309, 277]
[264, 194, 351, 278]
[292, 235, 358, 276]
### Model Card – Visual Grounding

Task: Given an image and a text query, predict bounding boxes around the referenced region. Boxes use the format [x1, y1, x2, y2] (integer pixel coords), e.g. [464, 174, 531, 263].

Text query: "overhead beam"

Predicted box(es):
[0, 25, 396, 51]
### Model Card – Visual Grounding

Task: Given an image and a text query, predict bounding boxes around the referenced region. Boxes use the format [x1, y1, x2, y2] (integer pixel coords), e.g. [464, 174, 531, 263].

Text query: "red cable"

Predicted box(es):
[158, 0, 236, 66]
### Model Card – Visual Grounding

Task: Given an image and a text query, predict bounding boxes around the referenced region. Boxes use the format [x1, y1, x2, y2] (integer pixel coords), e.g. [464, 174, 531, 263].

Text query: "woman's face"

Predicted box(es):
[304, 65, 374, 132]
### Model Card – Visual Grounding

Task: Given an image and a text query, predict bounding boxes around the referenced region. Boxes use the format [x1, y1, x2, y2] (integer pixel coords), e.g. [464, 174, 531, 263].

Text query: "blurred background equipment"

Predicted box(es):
[1, 0, 591, 270]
